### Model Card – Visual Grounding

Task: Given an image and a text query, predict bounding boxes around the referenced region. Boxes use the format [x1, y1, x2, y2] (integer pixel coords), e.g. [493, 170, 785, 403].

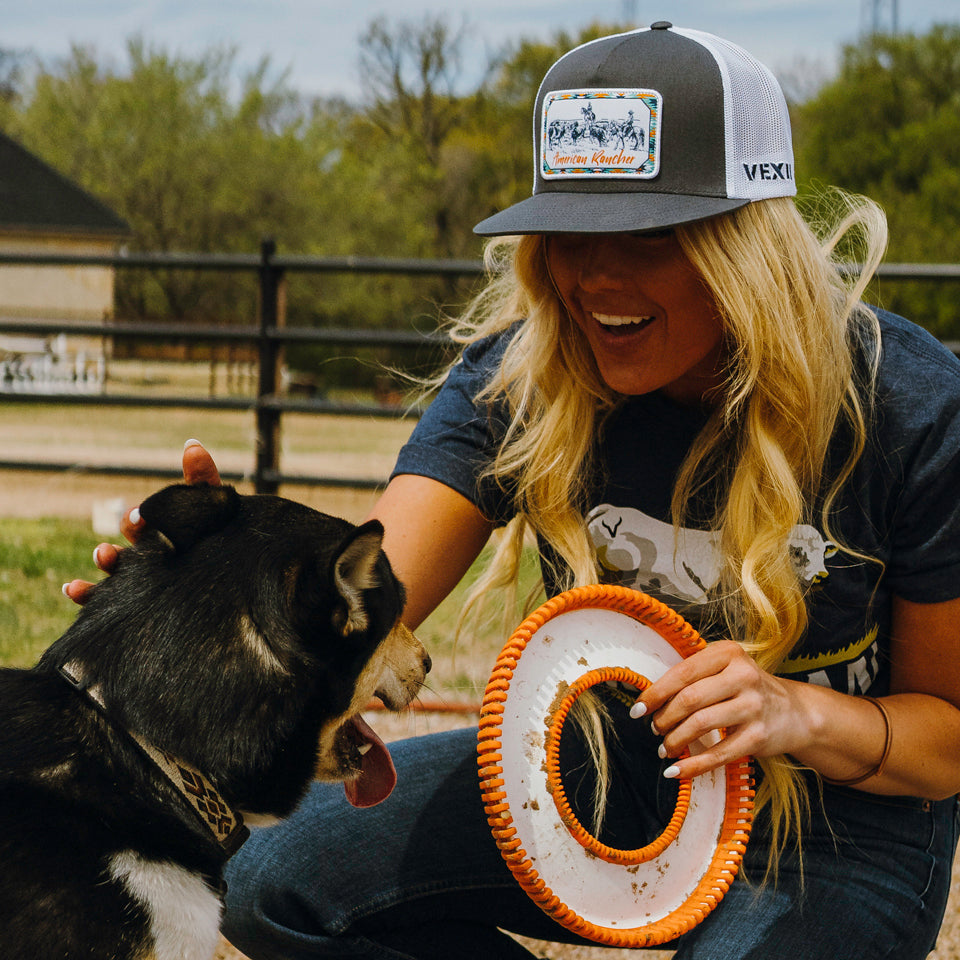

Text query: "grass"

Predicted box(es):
[0, 517, 100, 667]
[0, 512, 543, 707]
[413, 541, 544, 703]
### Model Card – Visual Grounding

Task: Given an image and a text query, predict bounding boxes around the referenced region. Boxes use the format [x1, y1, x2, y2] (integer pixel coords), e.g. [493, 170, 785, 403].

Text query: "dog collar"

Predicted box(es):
[58, 661, 249, 856]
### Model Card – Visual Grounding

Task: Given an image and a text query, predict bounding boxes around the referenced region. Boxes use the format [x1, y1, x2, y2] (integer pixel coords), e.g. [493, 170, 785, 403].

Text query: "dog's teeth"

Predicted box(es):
[357, 743, 372, 756]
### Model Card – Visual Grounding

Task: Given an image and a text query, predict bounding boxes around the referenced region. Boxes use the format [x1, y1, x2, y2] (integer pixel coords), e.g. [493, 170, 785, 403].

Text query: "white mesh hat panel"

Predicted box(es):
[676, 28, 796, 201]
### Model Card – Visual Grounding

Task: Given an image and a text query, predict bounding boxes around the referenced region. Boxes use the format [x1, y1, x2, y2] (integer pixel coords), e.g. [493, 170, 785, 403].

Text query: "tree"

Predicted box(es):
[794, 24, 960, 336]
[0, 48, 28, 103]
[2, 38, 330, 322]
[356, 14, 483, 260]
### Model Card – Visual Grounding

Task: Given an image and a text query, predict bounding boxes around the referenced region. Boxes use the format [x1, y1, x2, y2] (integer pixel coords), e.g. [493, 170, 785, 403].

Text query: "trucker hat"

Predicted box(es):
[473, 21, 796, 236]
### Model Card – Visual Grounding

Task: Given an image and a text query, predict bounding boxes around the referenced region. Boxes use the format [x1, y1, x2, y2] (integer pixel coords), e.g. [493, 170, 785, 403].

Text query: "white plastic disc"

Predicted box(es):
[478, 585, 753, 947]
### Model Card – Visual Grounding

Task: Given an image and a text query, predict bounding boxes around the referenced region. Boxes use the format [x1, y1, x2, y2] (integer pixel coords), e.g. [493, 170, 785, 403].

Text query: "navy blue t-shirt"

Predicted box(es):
[392, 309, 960, 696]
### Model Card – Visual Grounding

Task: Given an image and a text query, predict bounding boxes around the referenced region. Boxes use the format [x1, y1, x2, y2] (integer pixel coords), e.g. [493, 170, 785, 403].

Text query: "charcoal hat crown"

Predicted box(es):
[474, 22, 796, 236]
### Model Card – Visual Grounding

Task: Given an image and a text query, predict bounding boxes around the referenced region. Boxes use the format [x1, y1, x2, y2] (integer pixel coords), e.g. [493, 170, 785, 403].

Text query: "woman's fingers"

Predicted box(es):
[61, 579, 95, 604]
[183, 439, 221, 485]
[632, 639, 801, 778]
[661, 726, 757, 781]
[638, 640, 746, 726]
[61, 542, 122, 604]
[93, 542, 121, 572]
[119, 507, 145, 544]
[652, 650, 761, 736]
[64, 440, 220, 607]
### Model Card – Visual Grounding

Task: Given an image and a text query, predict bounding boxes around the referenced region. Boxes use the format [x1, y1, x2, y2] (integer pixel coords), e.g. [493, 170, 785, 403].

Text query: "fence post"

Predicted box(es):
[255, 238, 283, 494]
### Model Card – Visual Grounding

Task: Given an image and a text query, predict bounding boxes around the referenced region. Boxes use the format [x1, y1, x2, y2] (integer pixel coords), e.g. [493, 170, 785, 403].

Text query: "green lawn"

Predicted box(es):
[0, 366, 533, 691]
[0, 517, 98, 667]
[0, 514, 541, 704]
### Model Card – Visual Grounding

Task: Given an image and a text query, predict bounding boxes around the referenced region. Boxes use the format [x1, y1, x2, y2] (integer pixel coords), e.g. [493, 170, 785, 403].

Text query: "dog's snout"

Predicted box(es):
[371, 621, 430, 711]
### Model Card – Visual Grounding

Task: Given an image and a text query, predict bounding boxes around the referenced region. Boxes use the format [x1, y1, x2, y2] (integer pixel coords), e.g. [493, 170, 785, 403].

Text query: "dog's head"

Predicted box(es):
[47, 484, 429, 816]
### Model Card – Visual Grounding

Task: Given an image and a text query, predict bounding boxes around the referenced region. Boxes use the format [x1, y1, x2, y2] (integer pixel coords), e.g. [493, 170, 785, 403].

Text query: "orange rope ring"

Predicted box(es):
[544, 667, 693, 866]
[477, 585, 754, 947]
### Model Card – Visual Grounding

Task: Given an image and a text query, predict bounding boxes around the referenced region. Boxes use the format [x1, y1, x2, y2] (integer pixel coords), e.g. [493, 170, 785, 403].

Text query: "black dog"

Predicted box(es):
[0, 483, 430, 960]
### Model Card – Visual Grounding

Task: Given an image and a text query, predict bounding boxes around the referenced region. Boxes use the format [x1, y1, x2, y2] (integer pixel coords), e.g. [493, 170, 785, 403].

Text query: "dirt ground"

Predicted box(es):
[0, 468, 383, 526]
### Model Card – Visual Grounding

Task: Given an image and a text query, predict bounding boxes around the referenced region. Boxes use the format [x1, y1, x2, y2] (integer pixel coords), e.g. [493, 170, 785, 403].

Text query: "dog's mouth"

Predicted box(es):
[340, 714, 397, 808]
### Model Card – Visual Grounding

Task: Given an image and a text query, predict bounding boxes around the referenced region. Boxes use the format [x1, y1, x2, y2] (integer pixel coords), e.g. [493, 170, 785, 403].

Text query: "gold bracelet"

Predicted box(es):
[822, 696, 892, 787]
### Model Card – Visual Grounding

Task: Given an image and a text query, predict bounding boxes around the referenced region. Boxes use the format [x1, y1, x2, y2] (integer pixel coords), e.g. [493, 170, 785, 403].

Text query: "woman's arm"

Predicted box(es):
[365, 473, 495, 630]
[878, 594, 960, 796]
[638, 594, 960, 799]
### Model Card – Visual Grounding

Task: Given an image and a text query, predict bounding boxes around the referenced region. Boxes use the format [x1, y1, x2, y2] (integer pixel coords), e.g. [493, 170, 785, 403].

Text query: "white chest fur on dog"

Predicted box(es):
[109, 851, 222, 960]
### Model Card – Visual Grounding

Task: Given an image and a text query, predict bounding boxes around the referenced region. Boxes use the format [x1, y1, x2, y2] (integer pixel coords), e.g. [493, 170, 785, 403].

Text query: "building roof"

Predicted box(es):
[0, 130, 129, 237]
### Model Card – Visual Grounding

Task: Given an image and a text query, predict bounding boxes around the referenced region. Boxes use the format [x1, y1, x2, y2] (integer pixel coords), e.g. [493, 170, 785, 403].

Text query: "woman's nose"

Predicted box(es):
[576, 237, 629, 291]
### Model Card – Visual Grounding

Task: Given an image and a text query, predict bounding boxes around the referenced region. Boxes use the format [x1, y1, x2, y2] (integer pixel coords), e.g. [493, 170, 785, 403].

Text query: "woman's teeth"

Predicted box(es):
[593, 313, 653, 327]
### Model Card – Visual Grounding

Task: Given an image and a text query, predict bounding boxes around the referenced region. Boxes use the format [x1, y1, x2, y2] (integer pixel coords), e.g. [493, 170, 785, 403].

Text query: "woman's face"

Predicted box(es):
[545, 231, 725, 404]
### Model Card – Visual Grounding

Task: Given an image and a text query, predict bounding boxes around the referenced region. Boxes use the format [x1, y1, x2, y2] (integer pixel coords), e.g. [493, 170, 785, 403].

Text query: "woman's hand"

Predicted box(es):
[632, 639, 813, 780]
[632, 621, 960, 798]
[62, 440, 221, 603]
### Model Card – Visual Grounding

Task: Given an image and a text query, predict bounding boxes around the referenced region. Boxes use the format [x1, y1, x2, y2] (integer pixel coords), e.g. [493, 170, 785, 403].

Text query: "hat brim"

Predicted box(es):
[473, 191, 749, 236]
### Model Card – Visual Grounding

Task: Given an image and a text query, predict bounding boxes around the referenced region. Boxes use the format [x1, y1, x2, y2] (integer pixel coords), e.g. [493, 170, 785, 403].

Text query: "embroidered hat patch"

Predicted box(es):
[541, 89, 661, 179]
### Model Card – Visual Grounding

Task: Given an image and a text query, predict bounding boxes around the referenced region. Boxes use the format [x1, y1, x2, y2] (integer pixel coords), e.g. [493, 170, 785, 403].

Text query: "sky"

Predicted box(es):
[6, 1, 957, 102]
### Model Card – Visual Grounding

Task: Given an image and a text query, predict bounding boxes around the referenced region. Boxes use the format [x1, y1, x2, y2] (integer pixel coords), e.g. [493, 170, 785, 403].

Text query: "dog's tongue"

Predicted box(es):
[344, 715, 397, 808]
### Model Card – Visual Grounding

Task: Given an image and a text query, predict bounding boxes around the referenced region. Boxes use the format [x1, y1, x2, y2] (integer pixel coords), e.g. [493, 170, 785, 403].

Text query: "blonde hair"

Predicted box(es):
[448, 189, 887, 864]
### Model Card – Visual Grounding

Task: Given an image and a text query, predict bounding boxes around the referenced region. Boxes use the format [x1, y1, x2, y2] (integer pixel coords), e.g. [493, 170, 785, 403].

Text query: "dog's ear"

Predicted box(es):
[332, 520, 385, 636]
[138, 483, 241, 552]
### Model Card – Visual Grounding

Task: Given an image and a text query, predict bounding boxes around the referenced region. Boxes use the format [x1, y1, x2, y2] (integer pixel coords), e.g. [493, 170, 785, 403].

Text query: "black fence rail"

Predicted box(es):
[0, 240, 483, 493]
[0, 241, 958, 494]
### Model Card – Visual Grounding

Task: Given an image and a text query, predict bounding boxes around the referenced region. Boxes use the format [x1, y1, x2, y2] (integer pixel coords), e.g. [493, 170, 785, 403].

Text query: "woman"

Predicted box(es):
[73, 23, 960, 960]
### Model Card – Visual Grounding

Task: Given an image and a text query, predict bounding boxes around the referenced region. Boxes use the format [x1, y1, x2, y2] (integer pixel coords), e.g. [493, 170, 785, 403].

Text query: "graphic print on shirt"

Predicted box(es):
[586, 503, 881, 693]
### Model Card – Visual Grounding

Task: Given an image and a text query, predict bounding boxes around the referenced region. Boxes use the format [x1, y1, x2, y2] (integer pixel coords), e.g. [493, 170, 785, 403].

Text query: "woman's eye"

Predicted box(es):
[548, 233, 586, 246]
[628, 229, 675, 241]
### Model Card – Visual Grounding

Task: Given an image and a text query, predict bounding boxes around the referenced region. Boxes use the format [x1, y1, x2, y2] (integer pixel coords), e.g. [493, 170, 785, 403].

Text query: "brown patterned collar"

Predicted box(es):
[59, 661, 248, 855]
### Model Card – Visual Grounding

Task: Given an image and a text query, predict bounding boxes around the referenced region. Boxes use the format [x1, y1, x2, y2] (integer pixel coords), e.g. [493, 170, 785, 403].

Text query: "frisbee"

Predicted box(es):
[477, 585, 754, 947]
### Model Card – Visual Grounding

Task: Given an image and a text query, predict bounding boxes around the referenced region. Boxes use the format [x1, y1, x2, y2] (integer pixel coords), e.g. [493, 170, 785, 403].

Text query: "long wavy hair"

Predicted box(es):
[446, 189, 887, 866]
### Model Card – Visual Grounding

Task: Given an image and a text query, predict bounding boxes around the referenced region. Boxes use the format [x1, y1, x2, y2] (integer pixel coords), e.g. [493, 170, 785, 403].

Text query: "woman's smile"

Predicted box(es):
[546, 231, 726, 404]
[592, 312, 656, 330]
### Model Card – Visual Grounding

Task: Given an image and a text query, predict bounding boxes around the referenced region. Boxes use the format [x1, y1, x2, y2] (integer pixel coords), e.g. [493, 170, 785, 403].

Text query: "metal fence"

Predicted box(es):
[1, 242, 958, 494]
[0, 240, 483, 493]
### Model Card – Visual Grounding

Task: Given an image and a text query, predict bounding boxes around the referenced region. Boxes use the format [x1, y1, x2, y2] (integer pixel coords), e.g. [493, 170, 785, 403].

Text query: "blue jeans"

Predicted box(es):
[223, 726, 959, 960]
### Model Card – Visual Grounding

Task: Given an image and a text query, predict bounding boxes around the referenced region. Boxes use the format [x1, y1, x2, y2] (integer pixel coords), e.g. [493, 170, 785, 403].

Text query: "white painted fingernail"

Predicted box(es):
[663, 765, 680, 779]
[650, 719, 660, 735]
[184, 438, 201, 449]
[92, 545, 101, 565]
[61, 583, 72, 598]
[629, 701, 647, 719]
[129, 507, 141, 525]
[658, 743, 667, 760]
